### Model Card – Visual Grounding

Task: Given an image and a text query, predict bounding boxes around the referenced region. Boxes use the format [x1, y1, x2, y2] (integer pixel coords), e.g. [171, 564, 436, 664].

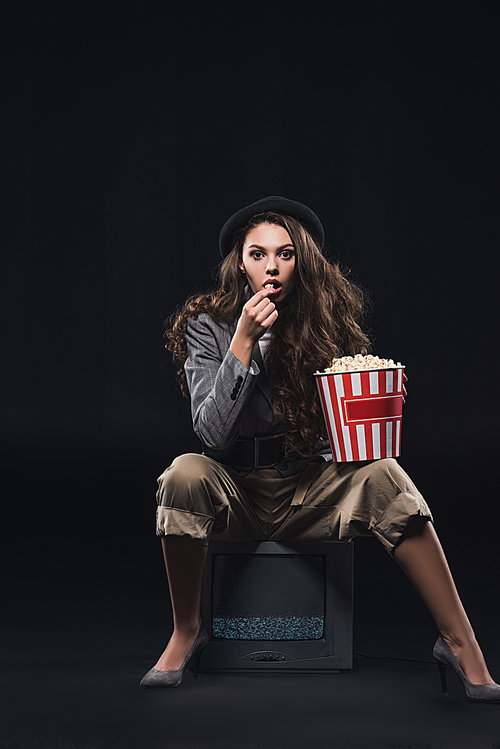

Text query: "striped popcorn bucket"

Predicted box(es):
[314, 368, 405, 462]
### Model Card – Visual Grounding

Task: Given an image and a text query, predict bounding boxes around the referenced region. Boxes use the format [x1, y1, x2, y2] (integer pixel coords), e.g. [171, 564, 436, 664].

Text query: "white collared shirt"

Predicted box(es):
[258, 327, 273, 363]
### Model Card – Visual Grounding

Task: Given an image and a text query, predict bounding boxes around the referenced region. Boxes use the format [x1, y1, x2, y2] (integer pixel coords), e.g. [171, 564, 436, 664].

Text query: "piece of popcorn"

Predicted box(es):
[315, 354, 404, 374]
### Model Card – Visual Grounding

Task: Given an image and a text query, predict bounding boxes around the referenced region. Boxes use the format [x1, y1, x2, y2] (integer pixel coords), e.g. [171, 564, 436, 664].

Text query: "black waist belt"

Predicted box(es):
[203, 433, 287, 469]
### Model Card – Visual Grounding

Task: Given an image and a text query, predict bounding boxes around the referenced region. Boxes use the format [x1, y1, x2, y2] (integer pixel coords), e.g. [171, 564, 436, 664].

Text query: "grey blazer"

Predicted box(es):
[184, 312, 331, 477]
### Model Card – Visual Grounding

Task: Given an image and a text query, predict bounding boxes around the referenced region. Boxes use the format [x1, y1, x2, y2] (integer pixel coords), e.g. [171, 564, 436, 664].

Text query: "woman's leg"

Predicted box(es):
[153, 535, 207, 671]
[152, 452, 263, 672]
[394, 518, 495, 685]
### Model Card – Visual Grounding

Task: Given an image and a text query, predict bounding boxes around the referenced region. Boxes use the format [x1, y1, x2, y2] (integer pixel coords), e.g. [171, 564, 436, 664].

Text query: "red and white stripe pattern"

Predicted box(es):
[315, 368, 404, 462]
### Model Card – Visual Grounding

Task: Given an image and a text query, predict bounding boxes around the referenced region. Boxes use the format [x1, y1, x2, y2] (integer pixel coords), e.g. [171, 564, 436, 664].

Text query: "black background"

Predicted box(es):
[2, 2, 500, 747]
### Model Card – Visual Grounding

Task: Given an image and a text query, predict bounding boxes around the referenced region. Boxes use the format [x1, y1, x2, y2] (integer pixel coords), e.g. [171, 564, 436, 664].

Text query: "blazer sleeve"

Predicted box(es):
[184, 314, 261, 449]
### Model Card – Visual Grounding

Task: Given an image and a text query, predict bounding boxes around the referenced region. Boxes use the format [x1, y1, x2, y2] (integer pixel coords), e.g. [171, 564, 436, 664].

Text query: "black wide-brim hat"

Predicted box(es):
[218, 196, 325, 258]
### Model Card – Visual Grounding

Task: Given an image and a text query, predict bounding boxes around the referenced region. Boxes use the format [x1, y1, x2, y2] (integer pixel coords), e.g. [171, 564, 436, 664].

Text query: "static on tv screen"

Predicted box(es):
[211, 554, 326, 641]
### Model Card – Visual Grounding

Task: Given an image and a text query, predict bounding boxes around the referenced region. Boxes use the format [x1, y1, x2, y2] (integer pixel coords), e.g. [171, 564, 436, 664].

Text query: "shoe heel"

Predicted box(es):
[190, 649, 203, 680]
[436, 661, 448, 694]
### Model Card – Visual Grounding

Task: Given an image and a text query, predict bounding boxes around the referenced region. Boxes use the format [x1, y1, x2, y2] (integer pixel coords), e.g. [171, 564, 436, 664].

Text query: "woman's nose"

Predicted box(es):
[266, 258, 278, 274]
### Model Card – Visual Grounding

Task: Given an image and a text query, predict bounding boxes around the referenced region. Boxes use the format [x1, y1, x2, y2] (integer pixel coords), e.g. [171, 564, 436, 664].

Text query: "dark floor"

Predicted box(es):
[3, 445, 500, 749]
[3, 541, 500, 749]
[2, 622, 500, 749]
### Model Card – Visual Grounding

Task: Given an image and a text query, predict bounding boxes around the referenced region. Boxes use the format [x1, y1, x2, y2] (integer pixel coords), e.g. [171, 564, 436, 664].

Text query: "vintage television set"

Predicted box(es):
[200, 540, 353, 673]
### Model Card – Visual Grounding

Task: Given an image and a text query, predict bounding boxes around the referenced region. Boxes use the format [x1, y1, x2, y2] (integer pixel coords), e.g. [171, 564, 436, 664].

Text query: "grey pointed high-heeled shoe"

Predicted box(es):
[433, 635, 500, 702]
[140, 625, 209, 688]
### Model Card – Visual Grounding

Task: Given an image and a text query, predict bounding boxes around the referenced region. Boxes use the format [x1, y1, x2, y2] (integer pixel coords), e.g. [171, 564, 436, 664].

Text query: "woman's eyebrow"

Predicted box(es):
[248, 243, 295, 250]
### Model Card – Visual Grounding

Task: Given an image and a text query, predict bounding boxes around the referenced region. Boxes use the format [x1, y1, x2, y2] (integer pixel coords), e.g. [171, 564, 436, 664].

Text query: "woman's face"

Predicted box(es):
[239, 223, 295, 308]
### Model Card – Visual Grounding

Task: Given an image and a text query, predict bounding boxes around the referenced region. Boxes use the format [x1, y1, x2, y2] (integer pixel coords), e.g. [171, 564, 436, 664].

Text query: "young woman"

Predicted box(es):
[140, 196, 499, 701]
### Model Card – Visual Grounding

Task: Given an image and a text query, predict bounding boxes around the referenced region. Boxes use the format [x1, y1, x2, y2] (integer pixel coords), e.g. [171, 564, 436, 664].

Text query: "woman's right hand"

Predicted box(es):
[230, 289, 278, 369]
[237, 288, 279, 343]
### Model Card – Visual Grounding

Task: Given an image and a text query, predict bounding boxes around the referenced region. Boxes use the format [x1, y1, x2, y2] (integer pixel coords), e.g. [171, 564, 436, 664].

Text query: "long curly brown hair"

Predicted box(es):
[164, 211, 372, 456]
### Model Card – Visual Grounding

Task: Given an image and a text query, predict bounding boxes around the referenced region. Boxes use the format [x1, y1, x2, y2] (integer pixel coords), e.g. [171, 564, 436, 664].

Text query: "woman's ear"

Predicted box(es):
[239, 264, 246, 274]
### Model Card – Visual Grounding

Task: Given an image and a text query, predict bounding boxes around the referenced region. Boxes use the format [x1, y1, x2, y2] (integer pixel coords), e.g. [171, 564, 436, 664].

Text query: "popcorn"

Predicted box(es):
[316, 354, 404, 374]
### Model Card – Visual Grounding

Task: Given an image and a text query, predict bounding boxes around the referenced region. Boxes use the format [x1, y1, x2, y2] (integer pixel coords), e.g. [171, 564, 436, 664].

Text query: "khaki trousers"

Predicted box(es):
[155, 454, 432, 555]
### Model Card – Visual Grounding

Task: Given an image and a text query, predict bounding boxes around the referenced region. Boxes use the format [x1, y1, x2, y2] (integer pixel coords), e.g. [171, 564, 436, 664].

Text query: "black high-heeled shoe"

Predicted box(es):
[433, 635, 500, 702]
[140, 625, 209, 688]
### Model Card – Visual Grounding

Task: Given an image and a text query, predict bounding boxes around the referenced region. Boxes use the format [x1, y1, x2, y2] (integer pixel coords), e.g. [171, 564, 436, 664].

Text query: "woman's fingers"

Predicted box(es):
[253, 297, 277, 324]
[247, 288, 277, 311]
[263, 307, 279, 328]
[245, 290, 277, 323]
[237, 289, 278, 342]
[252, 302, 278, 331]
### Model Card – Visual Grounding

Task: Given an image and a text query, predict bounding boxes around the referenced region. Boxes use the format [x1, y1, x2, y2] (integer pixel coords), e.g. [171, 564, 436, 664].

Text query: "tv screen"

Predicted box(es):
[211, 553, 325, 640]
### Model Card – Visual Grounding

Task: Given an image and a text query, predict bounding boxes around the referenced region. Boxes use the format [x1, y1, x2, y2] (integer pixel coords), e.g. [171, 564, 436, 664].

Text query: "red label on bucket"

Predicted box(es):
[315, 368, 404, 462]
[345, 396, 402, 422]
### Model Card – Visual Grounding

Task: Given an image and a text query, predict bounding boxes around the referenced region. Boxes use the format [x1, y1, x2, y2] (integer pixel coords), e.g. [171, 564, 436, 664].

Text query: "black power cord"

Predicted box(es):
[354, 651, 437, 665]
[354, 651, 499, 668]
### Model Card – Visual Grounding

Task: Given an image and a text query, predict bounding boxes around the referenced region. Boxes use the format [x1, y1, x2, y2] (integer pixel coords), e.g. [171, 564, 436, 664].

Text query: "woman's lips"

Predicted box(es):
[264, 281, 281, 292]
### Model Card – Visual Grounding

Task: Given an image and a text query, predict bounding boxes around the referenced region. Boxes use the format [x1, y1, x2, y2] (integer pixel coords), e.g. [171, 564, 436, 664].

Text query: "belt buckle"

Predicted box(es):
[254, 434, 283, 469]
